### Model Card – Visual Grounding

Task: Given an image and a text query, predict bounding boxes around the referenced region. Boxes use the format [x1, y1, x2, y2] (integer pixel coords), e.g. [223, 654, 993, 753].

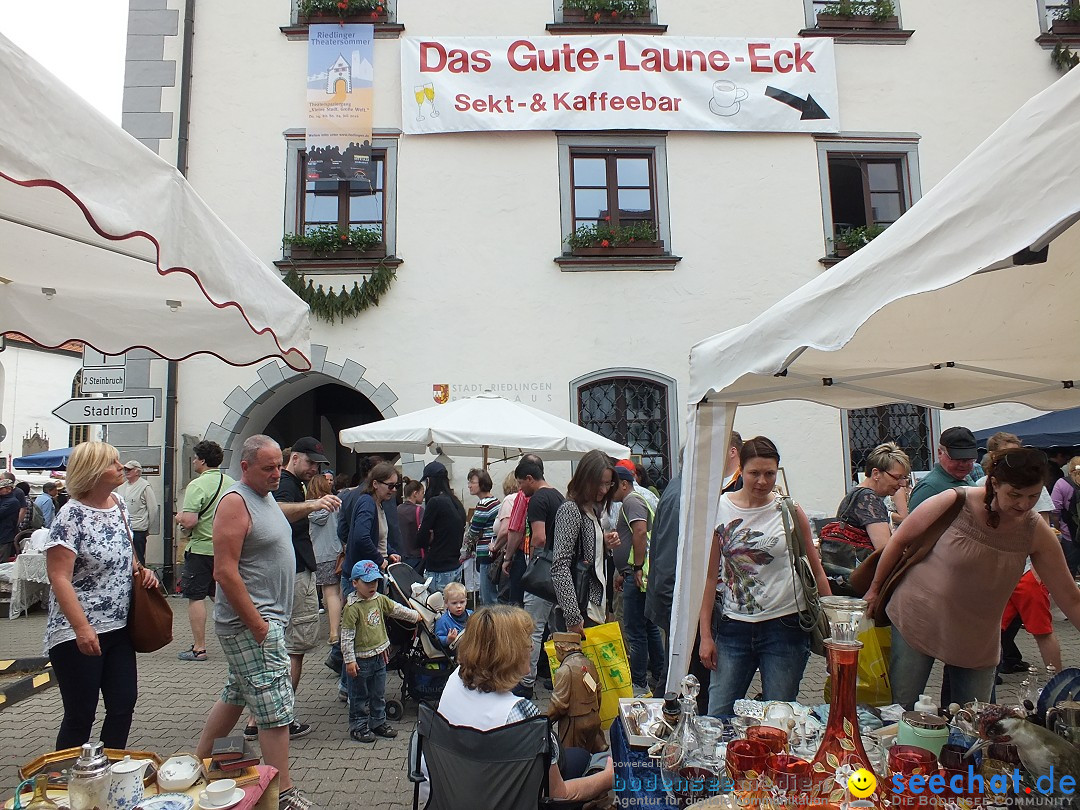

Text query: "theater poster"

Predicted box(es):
[307, 24, 375, 190]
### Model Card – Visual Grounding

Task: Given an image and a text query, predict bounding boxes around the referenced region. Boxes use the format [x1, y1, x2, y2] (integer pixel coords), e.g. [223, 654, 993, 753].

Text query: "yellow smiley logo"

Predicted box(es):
[847, 768, 877, 798]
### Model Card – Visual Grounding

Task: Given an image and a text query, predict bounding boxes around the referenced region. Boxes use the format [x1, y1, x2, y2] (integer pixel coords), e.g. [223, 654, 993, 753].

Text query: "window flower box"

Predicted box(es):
[286, 245, 386, 261]
[1052, 19, 1080, 35]
[561, 7, 652, 24]
[815, 13, 899, 29]
[570, 241, 665, 257]
[296, 0, 390, 25]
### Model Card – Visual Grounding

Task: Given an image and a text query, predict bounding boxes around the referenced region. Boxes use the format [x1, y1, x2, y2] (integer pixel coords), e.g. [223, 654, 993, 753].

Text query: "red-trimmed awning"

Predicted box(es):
[0, 33, 311, 370]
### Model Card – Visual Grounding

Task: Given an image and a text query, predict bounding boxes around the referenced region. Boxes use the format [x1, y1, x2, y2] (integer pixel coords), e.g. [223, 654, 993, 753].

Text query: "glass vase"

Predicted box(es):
[806, 616, 882, 807]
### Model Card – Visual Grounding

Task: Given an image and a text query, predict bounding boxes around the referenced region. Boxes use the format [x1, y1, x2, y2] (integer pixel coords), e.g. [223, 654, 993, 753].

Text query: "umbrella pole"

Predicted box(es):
[483, 445, 489, 471]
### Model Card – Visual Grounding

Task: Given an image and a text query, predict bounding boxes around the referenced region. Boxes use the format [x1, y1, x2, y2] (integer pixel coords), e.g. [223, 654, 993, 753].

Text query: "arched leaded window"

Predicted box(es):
[68, 371, 90, 447]
[574, 372, 676, 492]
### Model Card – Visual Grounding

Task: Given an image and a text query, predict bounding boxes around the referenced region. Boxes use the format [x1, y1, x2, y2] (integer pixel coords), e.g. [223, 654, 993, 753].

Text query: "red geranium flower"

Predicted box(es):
[593, 12, 602, 21]
[340, 234, 348, 242]
[376, 4, 384, 11]
[611, 9, 619, 17]
[601, 239, 610, 247]
[337, 1, 348, 9]
[370, 10, 379, 18]
[603, 215, 611, 221]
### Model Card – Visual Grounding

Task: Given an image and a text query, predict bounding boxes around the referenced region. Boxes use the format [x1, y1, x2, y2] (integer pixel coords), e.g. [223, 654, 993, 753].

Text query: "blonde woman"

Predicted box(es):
[434, 605, 613, 803]
[44, 441, 159, 748]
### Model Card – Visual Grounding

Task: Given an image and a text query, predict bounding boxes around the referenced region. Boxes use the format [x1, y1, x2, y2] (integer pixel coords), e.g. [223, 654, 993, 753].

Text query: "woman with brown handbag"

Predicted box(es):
[865, 447, 1080, 709]
[43, 441, 160, 749]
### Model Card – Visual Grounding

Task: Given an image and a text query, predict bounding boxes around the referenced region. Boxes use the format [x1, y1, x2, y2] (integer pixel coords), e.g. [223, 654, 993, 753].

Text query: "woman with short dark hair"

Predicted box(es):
[465, 468, 500, 605]
[698, 436, 831, 716]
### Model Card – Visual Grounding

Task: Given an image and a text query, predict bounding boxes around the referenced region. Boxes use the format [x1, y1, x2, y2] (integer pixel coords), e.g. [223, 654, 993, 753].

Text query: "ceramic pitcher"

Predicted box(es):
[105, 756, 151, 810]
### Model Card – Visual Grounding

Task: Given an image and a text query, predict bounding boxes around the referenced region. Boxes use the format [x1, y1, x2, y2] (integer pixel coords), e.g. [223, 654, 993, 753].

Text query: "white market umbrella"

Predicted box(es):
[339, 393, 631, 464]
[0, 33, 310, 369]
[667, 66, 1080, 691]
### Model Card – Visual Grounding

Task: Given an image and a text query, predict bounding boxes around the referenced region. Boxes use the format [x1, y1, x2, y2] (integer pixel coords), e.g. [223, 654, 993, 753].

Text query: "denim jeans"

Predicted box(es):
[508, 550, 527, 605]
[477, 560, 498, 606]
[707, 613, 810, 717]
[427, 566, 462, 593]
[890, 624, 996, 709]
[621, 583, 665, 688]
[50, 627, 137, 749]
[348, 655, 387, 733]
[523, 592, 556, 688]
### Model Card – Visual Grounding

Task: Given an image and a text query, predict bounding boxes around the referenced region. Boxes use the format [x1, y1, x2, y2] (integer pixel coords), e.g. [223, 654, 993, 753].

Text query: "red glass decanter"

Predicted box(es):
[807, 598, 882, 808]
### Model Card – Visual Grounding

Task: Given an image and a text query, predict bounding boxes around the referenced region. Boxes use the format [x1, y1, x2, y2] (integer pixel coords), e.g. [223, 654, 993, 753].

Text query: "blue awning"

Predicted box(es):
[12, 447, 73, 470]
[972, 408, 1080, 449]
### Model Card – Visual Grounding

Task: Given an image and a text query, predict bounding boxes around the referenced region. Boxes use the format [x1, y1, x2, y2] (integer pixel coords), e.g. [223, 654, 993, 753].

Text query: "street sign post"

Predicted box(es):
[52, 396, 155, 425]
[80, 367, 127, 393]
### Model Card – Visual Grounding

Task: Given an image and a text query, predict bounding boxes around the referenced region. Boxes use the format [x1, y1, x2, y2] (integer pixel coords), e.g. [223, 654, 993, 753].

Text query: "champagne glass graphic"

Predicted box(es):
[413, 85, 426, 121]
[424, 82, 440, 117]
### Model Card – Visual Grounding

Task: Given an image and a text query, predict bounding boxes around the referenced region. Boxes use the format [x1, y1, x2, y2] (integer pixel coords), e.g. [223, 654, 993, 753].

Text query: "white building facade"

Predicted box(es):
[119, 0, 1069, 536]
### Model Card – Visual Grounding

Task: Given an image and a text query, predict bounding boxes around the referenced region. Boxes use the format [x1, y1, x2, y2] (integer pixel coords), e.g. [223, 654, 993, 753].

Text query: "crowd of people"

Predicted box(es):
[31, 423, 1080, 809]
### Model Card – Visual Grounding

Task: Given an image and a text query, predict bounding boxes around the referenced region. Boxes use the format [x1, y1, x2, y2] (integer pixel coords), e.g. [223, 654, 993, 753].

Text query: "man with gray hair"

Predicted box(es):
[118, 460, 158, 565]
[194, 435, 314, 810]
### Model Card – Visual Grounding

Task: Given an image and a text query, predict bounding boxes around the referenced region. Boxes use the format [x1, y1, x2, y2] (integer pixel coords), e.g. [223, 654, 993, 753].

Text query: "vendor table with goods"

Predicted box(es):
[8, 553, 50, 619]
[612, 596, 1080, 809]
[6, 744, 279, 810]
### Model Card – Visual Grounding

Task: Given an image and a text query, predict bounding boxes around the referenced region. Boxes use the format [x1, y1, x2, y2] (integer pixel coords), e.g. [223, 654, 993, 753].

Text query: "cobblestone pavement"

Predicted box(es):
[1, 599, 1078, 807]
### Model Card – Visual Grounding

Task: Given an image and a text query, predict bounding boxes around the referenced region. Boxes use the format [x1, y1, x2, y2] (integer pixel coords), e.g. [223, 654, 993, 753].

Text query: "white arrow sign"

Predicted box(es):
[80, 366, 126, 393]
[53, 396, 155, 425]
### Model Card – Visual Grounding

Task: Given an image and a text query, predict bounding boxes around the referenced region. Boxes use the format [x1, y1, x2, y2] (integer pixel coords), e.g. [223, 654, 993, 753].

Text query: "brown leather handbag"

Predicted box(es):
[116, 496, 174, 653]
[849, 489, 966, 625]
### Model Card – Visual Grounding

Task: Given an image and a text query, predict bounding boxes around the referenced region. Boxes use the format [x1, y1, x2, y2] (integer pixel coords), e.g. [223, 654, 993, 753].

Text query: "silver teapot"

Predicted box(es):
[1046, 700, 1080, 744]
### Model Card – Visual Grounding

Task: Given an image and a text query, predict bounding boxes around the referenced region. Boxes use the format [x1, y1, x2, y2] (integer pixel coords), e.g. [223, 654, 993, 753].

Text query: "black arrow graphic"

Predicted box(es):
[764, 86, 829, 120]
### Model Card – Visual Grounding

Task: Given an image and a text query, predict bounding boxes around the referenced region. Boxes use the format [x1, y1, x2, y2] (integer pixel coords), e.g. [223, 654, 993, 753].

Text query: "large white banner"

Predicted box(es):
[401, 36, 839, 134]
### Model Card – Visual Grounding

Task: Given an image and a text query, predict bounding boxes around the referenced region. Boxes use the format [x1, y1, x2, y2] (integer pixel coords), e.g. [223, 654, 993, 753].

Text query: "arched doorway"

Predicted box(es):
[263, 382, 383, 478]
[201, 346, 403, 481]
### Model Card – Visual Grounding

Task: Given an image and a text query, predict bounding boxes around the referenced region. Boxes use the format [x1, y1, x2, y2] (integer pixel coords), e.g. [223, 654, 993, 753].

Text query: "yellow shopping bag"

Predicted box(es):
[544, 621, 633, 729]
[823, 625, 892, 706]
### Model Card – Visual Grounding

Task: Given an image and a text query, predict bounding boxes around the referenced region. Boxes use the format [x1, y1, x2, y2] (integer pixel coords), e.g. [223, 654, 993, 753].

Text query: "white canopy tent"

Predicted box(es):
[667, 67, 1080, 690]
[340, 393, 632, 465]
[0, 32, 311, 370]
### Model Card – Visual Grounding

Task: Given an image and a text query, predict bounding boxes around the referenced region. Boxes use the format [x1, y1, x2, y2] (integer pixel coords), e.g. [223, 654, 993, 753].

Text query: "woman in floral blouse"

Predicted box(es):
[45, 442, 159, 749]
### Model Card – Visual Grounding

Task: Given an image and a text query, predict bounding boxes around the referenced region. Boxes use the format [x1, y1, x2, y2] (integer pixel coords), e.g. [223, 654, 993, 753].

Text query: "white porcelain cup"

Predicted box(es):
[202, 779, 236, 807]
[711, 80, 748, 108]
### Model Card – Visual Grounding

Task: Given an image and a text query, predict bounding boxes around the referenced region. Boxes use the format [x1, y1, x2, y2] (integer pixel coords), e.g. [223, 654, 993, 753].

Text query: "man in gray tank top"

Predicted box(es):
[194, 435, 313, 810]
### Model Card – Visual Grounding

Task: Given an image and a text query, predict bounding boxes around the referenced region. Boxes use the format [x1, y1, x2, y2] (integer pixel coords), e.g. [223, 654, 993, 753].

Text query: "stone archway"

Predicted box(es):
[201, 343, 403, 474]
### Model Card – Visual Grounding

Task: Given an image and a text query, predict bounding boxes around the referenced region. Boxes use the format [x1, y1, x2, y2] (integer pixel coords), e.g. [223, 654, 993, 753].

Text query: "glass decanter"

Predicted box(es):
[660, 674, 706, 802]
[806, 600, 883, 808]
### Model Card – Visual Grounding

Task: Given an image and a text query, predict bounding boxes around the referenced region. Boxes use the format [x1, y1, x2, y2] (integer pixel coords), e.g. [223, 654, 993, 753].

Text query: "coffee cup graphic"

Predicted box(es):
[709, 80, 748, 116]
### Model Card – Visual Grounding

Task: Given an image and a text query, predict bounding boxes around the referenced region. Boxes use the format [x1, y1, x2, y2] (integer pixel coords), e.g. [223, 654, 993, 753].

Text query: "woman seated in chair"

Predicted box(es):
[438, 604, 613, 803]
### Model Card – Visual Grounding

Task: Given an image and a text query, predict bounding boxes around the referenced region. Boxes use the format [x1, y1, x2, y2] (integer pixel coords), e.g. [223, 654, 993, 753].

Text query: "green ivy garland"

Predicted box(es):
[282, 260, 396, 323]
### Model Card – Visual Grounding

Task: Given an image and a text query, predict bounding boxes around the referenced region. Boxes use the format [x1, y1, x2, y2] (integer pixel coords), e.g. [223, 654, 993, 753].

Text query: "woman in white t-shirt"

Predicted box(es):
[697, 436, 831, 716]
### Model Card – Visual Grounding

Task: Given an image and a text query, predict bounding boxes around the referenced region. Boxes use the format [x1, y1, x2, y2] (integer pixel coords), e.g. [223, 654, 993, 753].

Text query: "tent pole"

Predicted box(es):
[483, 445, 489, 470]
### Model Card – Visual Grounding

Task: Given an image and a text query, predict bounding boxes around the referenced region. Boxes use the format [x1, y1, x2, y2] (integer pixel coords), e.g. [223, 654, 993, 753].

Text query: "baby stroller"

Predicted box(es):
[384, 562, 455, 720]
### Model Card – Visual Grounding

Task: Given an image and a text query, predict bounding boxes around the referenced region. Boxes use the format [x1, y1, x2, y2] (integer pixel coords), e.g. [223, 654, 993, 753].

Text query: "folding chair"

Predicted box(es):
[408, 702, 585, 810]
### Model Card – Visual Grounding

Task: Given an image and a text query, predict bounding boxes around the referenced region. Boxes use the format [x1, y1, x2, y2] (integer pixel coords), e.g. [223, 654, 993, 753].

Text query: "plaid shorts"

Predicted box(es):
[219, 620, 294, 729]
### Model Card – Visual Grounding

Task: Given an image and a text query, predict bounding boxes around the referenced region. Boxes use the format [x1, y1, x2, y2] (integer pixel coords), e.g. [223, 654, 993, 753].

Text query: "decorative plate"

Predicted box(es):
[1038, 666, 1080, 715]
[137, 793, 196, 810]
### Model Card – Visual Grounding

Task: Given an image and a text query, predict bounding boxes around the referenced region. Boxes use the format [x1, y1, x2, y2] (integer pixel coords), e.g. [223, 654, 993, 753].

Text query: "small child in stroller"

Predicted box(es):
[434, 581, 471, 648]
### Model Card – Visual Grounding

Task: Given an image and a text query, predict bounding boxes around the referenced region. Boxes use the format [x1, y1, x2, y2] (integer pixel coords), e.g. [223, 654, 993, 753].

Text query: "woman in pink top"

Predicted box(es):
[865, 447, 1080, 708]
